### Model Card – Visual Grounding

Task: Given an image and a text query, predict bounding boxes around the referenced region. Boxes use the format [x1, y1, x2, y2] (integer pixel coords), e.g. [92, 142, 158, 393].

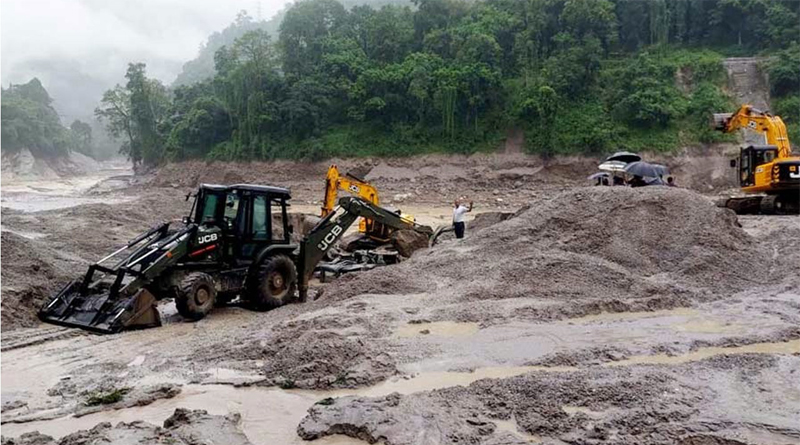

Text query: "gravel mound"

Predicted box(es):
[322, 187, 772, 318]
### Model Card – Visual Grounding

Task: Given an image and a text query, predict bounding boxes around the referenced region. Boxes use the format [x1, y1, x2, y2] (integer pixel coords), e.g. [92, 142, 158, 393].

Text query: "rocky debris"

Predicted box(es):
[161, 408, 252, 445]
[467, 211, 515, 231]
[74, 384, 182, 417]
[300, 354, 799, 445]
[1, 364, 184, 422]
[1, 431, 56, 445]
[390, 229, 429, 258]
[322, 187, 772, 325]
[1, 409, 252, 445]
[0, 232, 73, 331]
[258, 329, 398, 390]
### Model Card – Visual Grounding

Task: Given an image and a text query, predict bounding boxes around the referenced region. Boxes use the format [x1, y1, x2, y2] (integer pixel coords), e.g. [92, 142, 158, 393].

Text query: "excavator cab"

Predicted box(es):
[736, 145, 779, 187]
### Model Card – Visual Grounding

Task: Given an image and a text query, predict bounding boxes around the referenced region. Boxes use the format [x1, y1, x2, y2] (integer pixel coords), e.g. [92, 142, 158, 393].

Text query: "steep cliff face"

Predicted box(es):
[722, 57, 771, 110]
[722, 57, 772, 145]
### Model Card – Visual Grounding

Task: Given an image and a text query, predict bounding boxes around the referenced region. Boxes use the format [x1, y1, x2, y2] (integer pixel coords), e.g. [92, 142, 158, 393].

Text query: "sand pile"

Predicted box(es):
[322, 187, 771, 318]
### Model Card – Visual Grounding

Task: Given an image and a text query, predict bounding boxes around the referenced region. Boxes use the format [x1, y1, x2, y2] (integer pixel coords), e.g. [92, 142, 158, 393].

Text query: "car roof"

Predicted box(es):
[199, 183, 291, 198]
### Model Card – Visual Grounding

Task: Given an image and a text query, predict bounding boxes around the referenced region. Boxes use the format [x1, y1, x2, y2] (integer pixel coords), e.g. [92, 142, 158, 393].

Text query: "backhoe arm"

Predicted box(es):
[714, 105, 792, 159]
[298, 197, 432, 300]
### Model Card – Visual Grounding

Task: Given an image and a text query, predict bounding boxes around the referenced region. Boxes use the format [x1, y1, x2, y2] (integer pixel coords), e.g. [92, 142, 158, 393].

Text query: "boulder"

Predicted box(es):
[391, 230, 429, 258]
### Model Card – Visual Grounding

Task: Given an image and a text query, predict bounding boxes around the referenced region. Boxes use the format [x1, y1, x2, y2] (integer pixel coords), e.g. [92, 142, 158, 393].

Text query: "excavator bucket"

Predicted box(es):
[38, 222, 176, 334]
[712, 113, 733, 131]
[39, 281, 161, 334]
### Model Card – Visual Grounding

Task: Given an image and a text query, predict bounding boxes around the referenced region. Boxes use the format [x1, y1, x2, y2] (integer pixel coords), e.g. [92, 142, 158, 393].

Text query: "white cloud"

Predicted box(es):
[1, 0, 290, 86]
[1, 0, 290, 121]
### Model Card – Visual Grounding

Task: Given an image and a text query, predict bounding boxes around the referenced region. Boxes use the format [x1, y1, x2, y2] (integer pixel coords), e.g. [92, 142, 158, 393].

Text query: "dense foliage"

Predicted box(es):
[767, 44, 800, 144]
[103, 0, 799, 166]
[1, 79, 91, 158]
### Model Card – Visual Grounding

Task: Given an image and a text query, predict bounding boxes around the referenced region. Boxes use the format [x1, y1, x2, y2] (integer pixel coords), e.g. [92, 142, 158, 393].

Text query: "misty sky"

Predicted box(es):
[1, 0, 290, 122]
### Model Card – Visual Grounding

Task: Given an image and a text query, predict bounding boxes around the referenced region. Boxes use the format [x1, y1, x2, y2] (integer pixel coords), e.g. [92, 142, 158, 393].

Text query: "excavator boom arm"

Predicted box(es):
[714, 105, 792, 158]
[321, 165, 380, 217]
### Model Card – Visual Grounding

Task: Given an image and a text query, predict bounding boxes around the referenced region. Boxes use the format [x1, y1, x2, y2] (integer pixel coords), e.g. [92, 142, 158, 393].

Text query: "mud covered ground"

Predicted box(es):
[2, 151, 799, 445]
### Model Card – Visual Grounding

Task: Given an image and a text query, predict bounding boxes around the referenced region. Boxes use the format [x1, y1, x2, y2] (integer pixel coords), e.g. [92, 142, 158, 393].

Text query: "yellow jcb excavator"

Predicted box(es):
[713, 105, 800, 214]
[321, 165, 415, 246]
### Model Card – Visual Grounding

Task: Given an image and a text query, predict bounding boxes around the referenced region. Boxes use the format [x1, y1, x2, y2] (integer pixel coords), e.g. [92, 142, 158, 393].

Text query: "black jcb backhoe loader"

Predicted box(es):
[38, 184, 432, 334]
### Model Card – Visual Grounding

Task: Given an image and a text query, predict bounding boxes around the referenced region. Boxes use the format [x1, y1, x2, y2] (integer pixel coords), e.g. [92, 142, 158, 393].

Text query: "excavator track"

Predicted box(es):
[719, 195, 800, 215]
[719, 196, 763, 215]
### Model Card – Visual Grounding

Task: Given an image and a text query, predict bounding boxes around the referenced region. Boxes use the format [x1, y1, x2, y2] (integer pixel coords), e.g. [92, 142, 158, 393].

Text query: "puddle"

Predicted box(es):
[1, 366, 569, 442]
[569, 307, 699, 323]
[673, 319, 742, 334]
[1, 385, 365, 445]
[493, 418, 542, 443]
[605, 339, 800, 367]
[395, 321, 479, 338]
[354, 365, 575, 397]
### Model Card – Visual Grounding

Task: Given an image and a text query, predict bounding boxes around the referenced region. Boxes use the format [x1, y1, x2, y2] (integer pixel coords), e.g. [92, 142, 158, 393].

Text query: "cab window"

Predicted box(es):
[252, 195, 269, 241]
[272, 198, 287, 242]
[199, 193, 218, 224]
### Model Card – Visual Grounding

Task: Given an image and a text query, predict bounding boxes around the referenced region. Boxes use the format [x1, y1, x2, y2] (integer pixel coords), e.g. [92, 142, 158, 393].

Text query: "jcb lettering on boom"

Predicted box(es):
[318, 225, 343, 251]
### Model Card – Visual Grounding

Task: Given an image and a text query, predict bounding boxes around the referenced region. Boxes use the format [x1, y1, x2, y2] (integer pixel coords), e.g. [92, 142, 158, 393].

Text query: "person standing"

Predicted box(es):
[453, 199, 473, 239]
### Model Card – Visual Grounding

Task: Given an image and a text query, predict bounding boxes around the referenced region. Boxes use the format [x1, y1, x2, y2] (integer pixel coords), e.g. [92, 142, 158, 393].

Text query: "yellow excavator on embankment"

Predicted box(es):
[713, 105, 800, 214]
[321, 165, 416, 248]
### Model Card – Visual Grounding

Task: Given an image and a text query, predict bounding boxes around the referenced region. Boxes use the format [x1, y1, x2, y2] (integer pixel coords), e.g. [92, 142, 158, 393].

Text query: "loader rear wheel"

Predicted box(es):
[176, 272, 217, 321]
[247, 254, 297, 311]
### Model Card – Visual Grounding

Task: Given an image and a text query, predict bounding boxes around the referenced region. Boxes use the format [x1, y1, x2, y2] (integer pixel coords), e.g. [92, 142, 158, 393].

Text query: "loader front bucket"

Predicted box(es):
[38, 282, 161, 334]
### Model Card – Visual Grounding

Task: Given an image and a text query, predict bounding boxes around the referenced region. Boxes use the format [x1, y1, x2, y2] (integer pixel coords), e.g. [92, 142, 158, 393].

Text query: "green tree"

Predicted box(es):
[95, 85, 135, 162]
[70, 120, 93, 156]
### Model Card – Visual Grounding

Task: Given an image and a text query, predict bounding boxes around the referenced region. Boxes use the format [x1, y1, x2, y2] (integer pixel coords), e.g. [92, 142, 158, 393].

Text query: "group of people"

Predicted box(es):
[595, 175, 676, 188]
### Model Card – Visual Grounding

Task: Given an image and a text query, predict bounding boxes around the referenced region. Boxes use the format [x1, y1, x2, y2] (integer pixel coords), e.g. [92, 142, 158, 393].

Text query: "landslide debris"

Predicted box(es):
[1, 232, 73, 331]
[299, 354, 798, 445]
[1, 409, 251, 445]
[321, 187, 772, 323]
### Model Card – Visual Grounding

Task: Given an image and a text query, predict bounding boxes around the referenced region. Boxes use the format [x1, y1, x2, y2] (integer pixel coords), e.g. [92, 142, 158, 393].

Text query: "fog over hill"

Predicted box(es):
[1, 0, 292, 123]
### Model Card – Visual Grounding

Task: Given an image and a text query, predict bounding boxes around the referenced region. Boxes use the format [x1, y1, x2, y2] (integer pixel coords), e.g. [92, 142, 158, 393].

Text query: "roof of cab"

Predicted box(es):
[199, 183, 291, 198]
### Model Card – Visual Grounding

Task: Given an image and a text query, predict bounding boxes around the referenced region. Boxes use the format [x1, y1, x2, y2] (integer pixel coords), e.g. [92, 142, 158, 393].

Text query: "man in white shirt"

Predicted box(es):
[452, 199, 473, 239]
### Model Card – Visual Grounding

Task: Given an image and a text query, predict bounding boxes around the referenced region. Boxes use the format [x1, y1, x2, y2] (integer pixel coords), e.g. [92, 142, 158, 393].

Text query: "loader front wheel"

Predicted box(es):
[176, 272, 217, 321]
[247, 254, 297, 311]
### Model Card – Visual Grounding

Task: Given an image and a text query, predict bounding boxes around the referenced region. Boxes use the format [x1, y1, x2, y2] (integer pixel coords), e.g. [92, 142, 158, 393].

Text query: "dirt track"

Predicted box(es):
[2, 152, 799, 445]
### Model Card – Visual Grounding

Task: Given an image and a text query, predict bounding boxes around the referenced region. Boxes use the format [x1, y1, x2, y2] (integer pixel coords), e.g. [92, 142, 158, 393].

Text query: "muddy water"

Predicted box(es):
[1, 385, 362, 445]
[7, 339, 798, 442]
[571, 308, 744, 334]
[493, 418, 542, 443]
[394, 321, 479, 338]
[1, 167, 134, 212]
[605, 339, 800, 367]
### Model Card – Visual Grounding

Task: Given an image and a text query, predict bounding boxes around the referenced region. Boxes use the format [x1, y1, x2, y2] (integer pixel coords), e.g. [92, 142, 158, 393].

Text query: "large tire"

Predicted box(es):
[247, 254, 298, 311]
[175, 272, 217, 321]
